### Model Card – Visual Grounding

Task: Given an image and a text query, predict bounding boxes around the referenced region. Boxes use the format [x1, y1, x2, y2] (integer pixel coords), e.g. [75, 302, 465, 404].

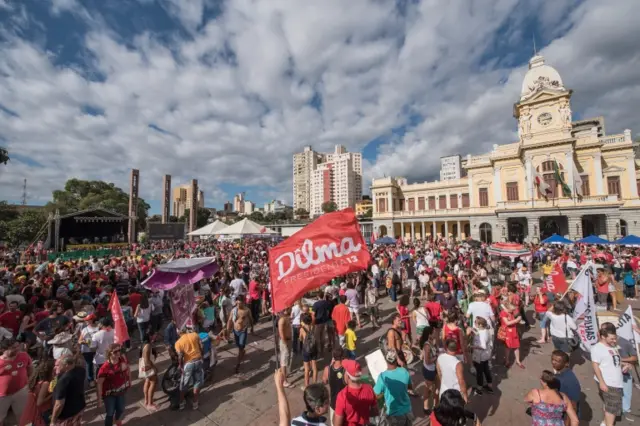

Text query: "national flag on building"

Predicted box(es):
[533, 168, 551, 196]
[553, 160, 572, 197]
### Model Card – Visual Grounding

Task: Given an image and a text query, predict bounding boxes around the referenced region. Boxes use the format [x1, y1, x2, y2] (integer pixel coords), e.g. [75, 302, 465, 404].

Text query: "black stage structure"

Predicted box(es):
[45, 208, 130, 251]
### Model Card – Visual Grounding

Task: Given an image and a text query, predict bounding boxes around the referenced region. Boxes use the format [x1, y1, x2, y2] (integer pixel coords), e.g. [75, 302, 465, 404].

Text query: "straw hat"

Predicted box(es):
[49, 331, 73, 345]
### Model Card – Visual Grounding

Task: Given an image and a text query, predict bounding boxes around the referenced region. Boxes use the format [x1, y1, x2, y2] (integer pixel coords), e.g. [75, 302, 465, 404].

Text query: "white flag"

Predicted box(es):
[572, 268, 598, 349]
[572, 159, 583, 197]
[616, 305, 640, 352]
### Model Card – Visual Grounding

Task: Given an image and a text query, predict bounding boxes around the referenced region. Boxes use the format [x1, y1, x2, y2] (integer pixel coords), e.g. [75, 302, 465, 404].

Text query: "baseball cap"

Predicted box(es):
[342, 360, 362, 380]
[385, 349, 398, 364]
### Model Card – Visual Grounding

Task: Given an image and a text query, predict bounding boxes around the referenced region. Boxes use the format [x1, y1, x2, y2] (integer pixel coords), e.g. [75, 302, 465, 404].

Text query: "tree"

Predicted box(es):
[363, 207, 373, 218]
[295, 208, 309, 219]
[249, 211, 264, 222]
[148, 214, 162, 222]
[4, 210, 47, 246]
[321, 201, 338, 213]
[0, 147, 8, 165]
[0, 201, 19, 223]
[180, 207, 211, 228]
[44, 178, 151, 231]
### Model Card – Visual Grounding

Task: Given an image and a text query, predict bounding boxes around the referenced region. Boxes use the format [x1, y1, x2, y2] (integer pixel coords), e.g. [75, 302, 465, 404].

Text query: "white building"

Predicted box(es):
[243, 200, 255, 215]
[306, 145, 363, 216]
[440, 155, 463, 181]
[264, 200, 292, 214]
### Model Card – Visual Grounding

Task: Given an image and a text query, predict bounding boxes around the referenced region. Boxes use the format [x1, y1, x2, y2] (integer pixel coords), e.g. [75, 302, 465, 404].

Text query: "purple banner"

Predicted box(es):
[169, 284, 196, 330]
[142, 262, 218, 291]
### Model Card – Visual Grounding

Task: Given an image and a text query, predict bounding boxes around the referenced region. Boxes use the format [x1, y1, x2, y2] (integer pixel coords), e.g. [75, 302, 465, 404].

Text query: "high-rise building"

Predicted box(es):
[223, 201, 233, 213]
[293, 145, 362, 216]
[233, 192, 245, 213]
[243, 200, 255, 215]
[172, 184, 204, 218]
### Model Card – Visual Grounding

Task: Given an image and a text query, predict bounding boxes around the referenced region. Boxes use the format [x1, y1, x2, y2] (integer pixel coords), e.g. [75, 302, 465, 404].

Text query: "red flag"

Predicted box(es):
[269, 208, 371, 313]
[543, 263, 568, 294]
[108, 292, 130, 344]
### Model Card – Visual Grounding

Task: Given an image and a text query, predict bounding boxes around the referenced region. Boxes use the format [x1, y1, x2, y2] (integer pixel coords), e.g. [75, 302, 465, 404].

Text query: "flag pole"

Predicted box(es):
[267, 248, 280, 371]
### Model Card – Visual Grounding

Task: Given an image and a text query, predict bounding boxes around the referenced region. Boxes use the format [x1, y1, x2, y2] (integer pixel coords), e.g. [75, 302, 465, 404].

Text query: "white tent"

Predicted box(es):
[216, 218, 277, 237]
[187, 220, 228, 236]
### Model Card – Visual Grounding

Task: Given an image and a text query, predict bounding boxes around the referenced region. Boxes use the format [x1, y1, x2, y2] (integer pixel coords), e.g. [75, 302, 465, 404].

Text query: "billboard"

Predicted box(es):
[147, 222, 185, 240]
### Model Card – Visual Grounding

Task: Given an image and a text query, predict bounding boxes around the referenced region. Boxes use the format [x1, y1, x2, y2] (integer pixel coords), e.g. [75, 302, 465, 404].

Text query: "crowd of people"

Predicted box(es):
[0, 236, 639, 426]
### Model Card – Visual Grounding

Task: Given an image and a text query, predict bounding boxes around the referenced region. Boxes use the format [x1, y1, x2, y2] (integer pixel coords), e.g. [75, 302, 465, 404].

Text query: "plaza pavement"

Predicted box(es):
[81, 290, 640, 426]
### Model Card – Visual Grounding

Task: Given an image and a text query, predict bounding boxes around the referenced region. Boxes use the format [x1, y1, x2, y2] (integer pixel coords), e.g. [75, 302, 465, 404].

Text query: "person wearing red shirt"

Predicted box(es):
[0, 339, 33, 424]
[247, 279, 262, 333]
[0, 302, 22, 337]
[630, 255, 640, 272]
[533, 287, 550, 344]
[425, 294, 443, 329]
[128, 289, 142, 314]
[333, 360, 378, 426]
[97, 344, 131, 426]
[331, 296, 352, 347]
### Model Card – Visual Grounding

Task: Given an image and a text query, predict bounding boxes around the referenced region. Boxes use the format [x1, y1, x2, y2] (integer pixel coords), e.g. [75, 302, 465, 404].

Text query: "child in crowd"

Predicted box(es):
[470, 317, 493, 395]
[344, 320, 357, 360]
[412, 297, 430, 343]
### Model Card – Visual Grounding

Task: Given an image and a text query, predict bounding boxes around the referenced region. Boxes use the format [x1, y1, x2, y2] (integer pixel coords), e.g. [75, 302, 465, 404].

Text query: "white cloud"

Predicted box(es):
[0, 0, 639, 210]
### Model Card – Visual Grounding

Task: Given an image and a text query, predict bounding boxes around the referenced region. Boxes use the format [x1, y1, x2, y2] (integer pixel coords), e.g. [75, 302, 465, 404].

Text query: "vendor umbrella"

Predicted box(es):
[612, 235, 640, 246]
[540, 234, 573, 245]
[487, 242, 532, 259]
[575, 235, 610, 245]
[374, 236, 397, 245]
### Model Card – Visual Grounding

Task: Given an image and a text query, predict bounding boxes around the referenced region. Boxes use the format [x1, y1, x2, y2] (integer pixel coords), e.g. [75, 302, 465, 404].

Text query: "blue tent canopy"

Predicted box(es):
[540, 234, 573, 245]
[612, 235, 640, 246]
[374, 236, 396, 245]
[576, 235, 610, 245]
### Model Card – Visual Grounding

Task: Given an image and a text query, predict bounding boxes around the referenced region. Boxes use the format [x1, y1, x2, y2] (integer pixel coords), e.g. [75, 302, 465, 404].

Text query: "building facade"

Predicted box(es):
[233, 192, 245, 213]
[372, 54, 639, 243]
[440, 155, 464, 181]
[172, 184, 204, 218]
[294, 145, 363, 216]
[264, 200, 293, 215]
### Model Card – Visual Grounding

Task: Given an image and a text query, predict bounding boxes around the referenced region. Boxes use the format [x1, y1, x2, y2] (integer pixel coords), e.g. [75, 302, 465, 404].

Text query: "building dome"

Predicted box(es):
[520, 55, 565, 101]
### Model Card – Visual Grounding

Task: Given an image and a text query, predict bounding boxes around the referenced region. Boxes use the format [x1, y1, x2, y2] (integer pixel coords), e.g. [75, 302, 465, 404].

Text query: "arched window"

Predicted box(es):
[538, 161, 564, 199]
[378, 225, 387, 236]
[620, 220, 628, 237]
[479, 223, 492, 244]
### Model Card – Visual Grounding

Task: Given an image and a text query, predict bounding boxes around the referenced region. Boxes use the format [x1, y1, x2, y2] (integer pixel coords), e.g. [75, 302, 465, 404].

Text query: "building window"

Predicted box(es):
[398, 199, 405, 211]
[438, 195, 447, 209]
[478, 188, 489, 207]
[377, 198, 386, 213]
[581, 175, 590, 196]
[428, 196, 436, 210]
[607, 176, 621, 198]
[461, 193, 470, 208]
[450, 194, 458, 208]
[540, 161, 559, 198]
[621, 220, 628, 237]
[479, 223, 492, 243]
[418, 197, 425, 210]
[506, 182, 519, 201]
[408, 198, 415, 211]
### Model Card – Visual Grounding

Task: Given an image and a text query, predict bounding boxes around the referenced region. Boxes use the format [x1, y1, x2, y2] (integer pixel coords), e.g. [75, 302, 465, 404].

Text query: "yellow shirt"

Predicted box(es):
[174, 332, 202, 363]
[344, 329, 357, 351]
[542, 264, 553, 275]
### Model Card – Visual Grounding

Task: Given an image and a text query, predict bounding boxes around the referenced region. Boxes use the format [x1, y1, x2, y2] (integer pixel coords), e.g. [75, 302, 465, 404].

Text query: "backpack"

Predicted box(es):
[302, 326, 316, 354]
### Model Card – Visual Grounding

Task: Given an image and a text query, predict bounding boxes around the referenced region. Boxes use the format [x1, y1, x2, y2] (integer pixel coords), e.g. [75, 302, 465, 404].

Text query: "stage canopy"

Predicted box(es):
[187, 220, 227, 236]
[216, 218, 277, 237]
[47, 208, 129, 250]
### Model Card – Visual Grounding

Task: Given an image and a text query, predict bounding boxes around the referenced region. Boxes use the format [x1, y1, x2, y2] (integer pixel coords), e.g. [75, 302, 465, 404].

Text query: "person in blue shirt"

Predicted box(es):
[551, 350, 581, 416]
[199, 330, 213, 378]
[373, 349, 414, 424]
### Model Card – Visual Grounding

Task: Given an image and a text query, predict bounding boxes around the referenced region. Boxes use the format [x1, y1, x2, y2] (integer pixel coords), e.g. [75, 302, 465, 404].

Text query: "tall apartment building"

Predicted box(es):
[233, 193, 245, 213]
[293, 145, 363, 216]
[172, 184, 204, 218]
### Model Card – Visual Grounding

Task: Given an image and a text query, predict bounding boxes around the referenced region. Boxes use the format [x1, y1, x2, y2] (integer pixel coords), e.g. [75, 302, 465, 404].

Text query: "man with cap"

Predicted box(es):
[333, 359, 378, 426]
[373, 350, 414, 425]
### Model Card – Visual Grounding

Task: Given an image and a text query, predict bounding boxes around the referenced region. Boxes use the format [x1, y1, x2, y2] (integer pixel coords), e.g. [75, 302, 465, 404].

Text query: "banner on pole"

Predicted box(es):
[572, 268, 598, 350]
[170, 284, 196, 330]
[108, 292, 130, 345]
[616, 305, 640, 356]
[269, 208, 371, 313]
[543, 263, 568, 294]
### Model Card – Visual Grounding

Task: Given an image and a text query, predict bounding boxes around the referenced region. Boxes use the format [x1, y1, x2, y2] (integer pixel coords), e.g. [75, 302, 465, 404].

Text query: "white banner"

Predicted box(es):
[616, 305, 640, 357]
[572, 268, 598, 350]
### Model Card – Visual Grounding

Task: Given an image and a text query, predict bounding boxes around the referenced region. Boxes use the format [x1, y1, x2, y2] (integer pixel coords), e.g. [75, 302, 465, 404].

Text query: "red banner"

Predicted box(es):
[543, 263, 568, 294]
[269, 208, 371, 313]
[108, 292, 130, 344]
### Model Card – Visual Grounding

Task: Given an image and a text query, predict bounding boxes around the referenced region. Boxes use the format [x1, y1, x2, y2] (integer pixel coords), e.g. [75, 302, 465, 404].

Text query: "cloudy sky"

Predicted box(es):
[0, 0, 639, 213]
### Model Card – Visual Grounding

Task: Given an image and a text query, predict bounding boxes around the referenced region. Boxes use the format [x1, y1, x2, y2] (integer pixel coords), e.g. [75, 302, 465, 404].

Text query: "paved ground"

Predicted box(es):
[79, 291, 640, 426]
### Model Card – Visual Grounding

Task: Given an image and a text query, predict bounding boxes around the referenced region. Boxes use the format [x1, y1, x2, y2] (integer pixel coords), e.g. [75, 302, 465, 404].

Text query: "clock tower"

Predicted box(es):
[514, 55, 573, 146]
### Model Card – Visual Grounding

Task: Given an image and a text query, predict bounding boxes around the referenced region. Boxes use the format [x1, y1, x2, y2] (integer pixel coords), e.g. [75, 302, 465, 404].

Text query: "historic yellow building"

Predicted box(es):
[371, 54, 639, 243]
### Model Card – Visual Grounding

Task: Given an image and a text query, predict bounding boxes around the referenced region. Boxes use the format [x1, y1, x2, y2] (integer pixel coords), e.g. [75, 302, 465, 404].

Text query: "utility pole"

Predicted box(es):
[21, 178, 27, 205]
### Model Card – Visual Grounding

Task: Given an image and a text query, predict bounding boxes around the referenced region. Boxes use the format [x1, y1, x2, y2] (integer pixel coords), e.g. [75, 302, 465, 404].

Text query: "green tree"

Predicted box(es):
[180, 208, 211, 228]
[321, 201, 338, 213]
[363, 207, 373, 218]
[0, 147, 8, 165]
[295, 208, 309, 219]
[45, 178, 150, 231]
[249, 211, 264, 222]
[148, 214, 162, 222]
[0, 201, 19, 222]
[5, 210, 47, 246]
